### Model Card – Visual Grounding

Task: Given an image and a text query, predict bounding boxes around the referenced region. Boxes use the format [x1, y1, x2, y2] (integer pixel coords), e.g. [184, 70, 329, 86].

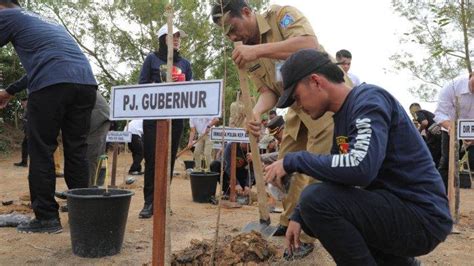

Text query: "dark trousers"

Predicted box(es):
[143, 119, 184, 205]
[27, 83, 96, 220]
[210, 160, 254, 195]
[426, 134, 442, 168]
[298, 183, 441, 266]
[20, 134, 28, 163]
[438, 131, 474, 192]
[128, 134, 143, 173]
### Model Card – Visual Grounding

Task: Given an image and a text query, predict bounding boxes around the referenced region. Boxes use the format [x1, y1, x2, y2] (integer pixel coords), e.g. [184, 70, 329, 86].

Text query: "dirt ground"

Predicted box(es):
[0, 149, 473, 265]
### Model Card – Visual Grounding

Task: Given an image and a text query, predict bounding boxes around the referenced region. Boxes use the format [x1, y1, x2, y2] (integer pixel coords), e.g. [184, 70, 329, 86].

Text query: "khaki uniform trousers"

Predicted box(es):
[278, 107, 334, 243]
[193, 134, 213, 171]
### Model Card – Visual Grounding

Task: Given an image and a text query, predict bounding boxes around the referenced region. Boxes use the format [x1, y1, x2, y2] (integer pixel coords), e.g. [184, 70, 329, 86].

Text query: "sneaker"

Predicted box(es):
[283, 243, 314, 261]
[17, 218, 63, 234]
[13, 161, 28, 167]
[273, 224, 288, 237]
[139, 203, 153, 219]
[128, 171, 144, 176]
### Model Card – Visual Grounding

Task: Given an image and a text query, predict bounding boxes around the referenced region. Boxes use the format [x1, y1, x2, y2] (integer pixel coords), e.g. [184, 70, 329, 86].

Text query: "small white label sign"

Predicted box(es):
[106, 131, 132, 143]
[110, 80, 223, 120]
[210, 127, 249, 143]
[458, 119, 474, 140]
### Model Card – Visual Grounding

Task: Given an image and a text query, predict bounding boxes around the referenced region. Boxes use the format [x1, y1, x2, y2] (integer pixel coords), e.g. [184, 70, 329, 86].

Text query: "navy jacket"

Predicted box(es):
[285, 84, 452, 241]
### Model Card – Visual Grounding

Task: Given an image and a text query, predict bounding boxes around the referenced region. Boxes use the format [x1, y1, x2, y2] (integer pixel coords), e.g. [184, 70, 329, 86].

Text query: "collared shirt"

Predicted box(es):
[348, 72, 361, 87]
[229, 99, 246, 128]
[246, 5, 315, 97]
[434, 74, 474, 124]
[190, 117, 214, 135]
[126, 119, 143, 136]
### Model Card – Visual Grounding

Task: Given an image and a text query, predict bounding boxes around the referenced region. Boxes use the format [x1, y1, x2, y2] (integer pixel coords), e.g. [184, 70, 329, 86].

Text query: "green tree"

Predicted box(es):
[390, 0, 473, 101]
[0, 45, 26, 124]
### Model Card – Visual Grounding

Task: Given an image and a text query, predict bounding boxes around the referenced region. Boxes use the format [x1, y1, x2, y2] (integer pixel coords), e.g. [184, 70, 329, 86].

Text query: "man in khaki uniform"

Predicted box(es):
[211, 1, 351, 258]
[229, 90, 246, 128]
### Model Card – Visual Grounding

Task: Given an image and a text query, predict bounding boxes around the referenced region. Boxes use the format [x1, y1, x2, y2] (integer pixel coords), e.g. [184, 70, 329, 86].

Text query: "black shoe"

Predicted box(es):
[283, 243, 314, 261]
[17, 218, 62, 234]
[14, 161, 27, 167]
[273, 224, 288, 236]
[139, 203, 153, 219]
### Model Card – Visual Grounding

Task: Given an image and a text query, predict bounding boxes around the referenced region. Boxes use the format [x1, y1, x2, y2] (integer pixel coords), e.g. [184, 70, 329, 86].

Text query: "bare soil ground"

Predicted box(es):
[0, 149, 473, 265]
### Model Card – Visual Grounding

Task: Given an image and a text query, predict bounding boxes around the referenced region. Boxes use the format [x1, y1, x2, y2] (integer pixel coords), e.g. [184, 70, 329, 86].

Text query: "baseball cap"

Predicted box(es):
[157, 24, 187, 39]
[266, 115, 285, 135]
[276, 49, 332, 108]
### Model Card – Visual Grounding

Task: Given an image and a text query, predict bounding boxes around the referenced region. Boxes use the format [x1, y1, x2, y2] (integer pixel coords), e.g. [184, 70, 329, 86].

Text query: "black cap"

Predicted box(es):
[12, 0, 21, 6]
[276, 49, 332, 108]
[266, 115, 284, 135]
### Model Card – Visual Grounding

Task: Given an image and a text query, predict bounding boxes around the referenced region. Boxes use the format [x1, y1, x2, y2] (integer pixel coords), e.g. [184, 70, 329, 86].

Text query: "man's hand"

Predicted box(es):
[463, 140, 473, 147]
[0, 90, 13, 109]
[236, 184, 243, 195]
[285, 220, 302, 256]
[187, 140, 194, 149]
[245, 152, 252, 163]
[232, 45, 258, 68]
[264, 159, 287, 189]
[246, 112, 262, 138]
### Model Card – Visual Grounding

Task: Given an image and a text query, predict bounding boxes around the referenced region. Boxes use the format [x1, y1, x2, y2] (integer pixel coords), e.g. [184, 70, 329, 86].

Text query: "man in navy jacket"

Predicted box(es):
[0, 0, 97, 233]
[262, 49, 452, 265]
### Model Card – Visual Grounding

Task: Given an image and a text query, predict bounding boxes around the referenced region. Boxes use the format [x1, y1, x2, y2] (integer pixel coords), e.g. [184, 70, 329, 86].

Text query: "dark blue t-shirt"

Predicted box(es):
[0, 8, 97, 93]
[138, 52, 192, 84]
[284, 84, 452, 240]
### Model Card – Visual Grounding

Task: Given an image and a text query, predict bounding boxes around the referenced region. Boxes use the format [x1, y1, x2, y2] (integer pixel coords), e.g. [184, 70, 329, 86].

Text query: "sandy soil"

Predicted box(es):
[0, 149, 473, 265]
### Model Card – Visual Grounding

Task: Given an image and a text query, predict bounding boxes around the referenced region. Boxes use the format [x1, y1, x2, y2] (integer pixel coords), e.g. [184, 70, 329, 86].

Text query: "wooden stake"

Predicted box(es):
[152, 120, 170, 266]
[110, 142, 118, 188]
[448, 120, 456, 219]
[234, 42, 270, 223]
[230, 143, 237, 202]
[152, 2, 174, 266]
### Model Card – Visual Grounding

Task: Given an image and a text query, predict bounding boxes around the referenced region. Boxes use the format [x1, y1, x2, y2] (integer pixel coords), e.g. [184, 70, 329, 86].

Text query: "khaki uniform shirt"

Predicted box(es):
[229, 99, 246, 128]
[246, 5, 350, 140]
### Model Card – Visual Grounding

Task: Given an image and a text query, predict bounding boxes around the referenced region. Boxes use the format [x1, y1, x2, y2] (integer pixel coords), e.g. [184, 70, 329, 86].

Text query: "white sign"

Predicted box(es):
[458, 119, 474, 140]
[110, 80, 222, 120]
[210, 127, 249, 143]
[107, 131, 132, 143]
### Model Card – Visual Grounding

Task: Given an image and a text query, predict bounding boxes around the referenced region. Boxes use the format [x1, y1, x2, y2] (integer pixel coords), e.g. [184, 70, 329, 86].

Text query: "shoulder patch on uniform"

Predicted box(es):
[279, 13, 295, 28]
[248, 63, 261, 73]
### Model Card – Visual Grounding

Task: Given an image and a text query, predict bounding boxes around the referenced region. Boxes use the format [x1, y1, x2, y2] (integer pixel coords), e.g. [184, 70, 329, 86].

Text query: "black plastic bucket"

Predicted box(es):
[183, 160, 195, 170]
[189, 172, 219, 203]
[65, 188, 134, 258]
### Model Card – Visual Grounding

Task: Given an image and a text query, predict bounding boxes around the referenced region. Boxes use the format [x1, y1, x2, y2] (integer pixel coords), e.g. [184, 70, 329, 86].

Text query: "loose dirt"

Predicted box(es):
[0, 149, 473, 265]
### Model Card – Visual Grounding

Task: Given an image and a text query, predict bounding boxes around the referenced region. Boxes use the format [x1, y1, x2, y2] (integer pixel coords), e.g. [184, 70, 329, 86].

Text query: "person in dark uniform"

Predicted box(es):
[409, 103, 442, 167]
[0, 0, 97, 233]
[138, 24, 192, 219]
[265, 49, 452, 264]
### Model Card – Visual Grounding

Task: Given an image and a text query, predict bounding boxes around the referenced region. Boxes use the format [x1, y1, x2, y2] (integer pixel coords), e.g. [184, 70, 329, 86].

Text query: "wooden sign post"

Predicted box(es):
[110, 80, 222, 265]
[106, 131, 132, 187]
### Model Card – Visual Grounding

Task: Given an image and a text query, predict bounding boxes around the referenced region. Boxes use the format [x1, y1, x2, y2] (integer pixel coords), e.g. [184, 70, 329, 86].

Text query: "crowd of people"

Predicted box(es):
[1, 0, 473, 264]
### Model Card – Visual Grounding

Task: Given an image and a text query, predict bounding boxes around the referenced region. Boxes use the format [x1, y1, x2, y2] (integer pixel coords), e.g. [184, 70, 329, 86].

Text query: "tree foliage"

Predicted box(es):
[1, 0, 269, 136]
[390, 0, 473, 101]
[0, 45, 26, 124]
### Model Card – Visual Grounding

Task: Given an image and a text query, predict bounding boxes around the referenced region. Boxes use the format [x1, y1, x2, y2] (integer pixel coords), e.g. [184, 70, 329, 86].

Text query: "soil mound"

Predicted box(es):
[172, 231, 280, 265]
